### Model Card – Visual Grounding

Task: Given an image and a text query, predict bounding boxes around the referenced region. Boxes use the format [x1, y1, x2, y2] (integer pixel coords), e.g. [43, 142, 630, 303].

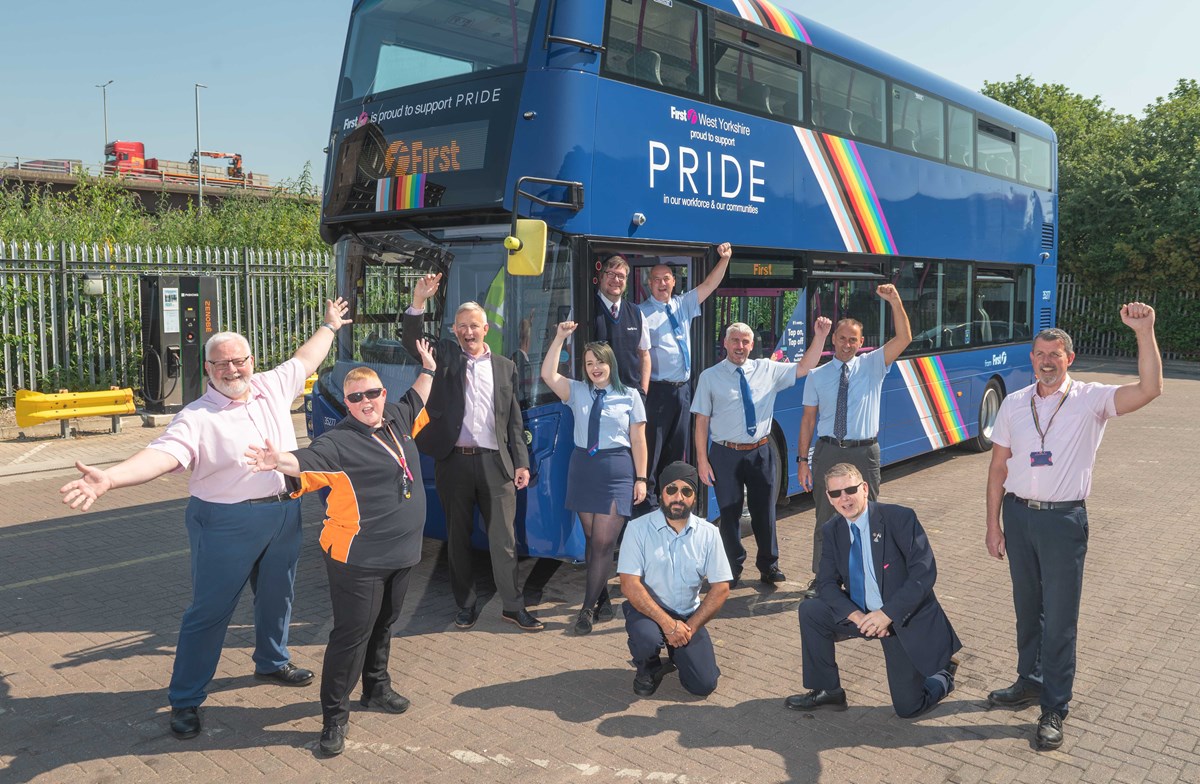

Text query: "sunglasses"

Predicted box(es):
[826, 483, 864, 498]
[662, 483, 695, 498]
[346, 388, 384, 404]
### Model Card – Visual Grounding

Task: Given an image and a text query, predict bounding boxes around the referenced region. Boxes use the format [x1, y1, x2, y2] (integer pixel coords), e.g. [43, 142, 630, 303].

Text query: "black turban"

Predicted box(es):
[657, 461, 699, 496]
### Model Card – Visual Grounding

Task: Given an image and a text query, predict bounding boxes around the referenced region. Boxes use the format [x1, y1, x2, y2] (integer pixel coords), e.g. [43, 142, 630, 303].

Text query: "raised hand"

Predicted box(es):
[324, 297, 353, 330]
[716, 242, 733, 262]
[1120, 302, 1155, 333]
[59, 461, 113, 511]
[875, 283, 901, 305]
[812, 316, 832, 340]
[415, 338, 437, 370]
[556, 321, 578, 340]
[413, 273, 442, 305]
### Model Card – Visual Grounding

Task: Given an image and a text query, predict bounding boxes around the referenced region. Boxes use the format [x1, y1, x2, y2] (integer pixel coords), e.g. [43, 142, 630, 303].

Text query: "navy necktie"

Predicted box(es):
[736, 366, 756, 437]
[848, 524, 866, 611]
[587, 388, 606, 454]
[834, 362, 850, 441]
[664, 303, 691, 372]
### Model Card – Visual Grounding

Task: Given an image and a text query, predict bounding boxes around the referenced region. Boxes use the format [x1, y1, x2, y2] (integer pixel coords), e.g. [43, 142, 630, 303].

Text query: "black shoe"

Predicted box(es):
[944, 657, 959, 697]
[169, 706, 201, 739]
[800, 578, 818, 598]
[594, 595, 615, 622]
[1036, 709, 1065, 750]
[633, 661, 678, 697]
[987, 678, 1041, 708]
[760, 567, 787, 584]
[501, 608, 545, 631]
[784, 688, 848, 712]
[319, 720, 348, 757]
[454, 604, 480, 629]
[574, 607, 594, 635]
[360, 686, 410, 714]
[254, 661, 314, 687]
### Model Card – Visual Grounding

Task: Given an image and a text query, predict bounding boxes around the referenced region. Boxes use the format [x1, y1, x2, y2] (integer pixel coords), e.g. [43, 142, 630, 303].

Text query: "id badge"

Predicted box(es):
[1030, 450, 1053, 467]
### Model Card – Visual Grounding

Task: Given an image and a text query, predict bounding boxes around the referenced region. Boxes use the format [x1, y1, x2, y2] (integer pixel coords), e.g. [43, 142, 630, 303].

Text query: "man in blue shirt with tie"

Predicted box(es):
[796, 283, 911, 597]
[618, 461, 732, 697]
[786, 463, 960, 718]
[693, 319, 829, 586]
[636, 242, 733, 512]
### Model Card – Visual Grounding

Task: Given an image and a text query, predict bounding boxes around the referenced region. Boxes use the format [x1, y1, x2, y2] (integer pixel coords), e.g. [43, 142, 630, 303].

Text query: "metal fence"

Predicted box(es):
[1057, 273, 1197, 361]
[0, 240, 333, 402]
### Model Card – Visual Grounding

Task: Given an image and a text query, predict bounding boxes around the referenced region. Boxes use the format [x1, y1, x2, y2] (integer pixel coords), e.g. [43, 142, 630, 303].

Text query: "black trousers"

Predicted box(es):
[641, 380, 692, 510]
[321, 555, 413, 725]
[810, 440, 881, 573]
[799, 596, 950, 718]
[435, 450, 522, 612]
[710, 441, 778, 576]
[624, 602, 719, 696]
[1002, 494, 1088, 714]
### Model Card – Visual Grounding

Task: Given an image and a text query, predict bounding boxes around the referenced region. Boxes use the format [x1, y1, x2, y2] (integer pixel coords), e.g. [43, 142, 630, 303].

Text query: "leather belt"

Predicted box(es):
[716, 437, 770, 451]
[1007, 493, 1085, 511]
[455, 446, 498, 455]
[650, 379, 689, 388]
[818, 436, 878, 448]
[242, 492, 293, 505]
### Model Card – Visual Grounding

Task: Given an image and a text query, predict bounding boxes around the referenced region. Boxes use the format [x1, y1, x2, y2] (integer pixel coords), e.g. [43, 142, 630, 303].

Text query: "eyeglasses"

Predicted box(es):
[826, 483, 864, 499]
[662, 483, 695, 498]
[345, 388, 384, 404]
[206, 356, 251, 370]
[603, 271, 627, 281]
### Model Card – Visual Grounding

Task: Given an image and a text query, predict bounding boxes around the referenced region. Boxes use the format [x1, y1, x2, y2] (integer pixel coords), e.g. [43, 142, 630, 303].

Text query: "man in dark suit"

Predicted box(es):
[785, 463, 960, 718]
[403, 272, 542, 631]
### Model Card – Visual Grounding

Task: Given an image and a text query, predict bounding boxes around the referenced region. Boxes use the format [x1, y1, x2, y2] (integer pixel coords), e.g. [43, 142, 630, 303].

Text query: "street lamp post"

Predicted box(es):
[194, 83, 207, 212]
[95, 80, 113, 149]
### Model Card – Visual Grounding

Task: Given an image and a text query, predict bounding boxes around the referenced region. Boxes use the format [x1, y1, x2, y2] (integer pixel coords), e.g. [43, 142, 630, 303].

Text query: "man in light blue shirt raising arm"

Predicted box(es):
[618, 462, 732, 698]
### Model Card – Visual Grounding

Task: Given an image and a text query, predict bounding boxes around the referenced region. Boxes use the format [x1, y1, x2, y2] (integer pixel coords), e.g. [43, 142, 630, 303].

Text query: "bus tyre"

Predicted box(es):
[769, 435, 789, 507]
[965, 379, 1003, 452]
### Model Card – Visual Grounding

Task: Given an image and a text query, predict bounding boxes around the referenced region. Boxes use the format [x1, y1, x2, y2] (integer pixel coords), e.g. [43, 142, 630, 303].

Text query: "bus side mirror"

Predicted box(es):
[505, 218, 547, 276]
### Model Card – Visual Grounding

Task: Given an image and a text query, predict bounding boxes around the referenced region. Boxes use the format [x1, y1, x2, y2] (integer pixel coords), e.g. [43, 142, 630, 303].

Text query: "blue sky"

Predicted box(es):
[2, 0, 1194, 186]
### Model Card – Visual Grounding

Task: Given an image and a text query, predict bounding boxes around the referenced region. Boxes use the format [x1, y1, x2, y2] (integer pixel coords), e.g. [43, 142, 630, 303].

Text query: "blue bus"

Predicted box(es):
[311, 0, 1056, 561]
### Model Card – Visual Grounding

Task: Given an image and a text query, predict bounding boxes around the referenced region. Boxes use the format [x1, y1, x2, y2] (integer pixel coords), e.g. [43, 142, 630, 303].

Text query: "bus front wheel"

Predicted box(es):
[965, 379, 1003, 452]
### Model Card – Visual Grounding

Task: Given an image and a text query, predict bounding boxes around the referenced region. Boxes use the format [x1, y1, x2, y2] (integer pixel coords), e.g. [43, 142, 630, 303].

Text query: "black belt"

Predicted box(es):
[818, 436, 877, 448]
[242, 492, 293, 505]
[716, 437, 770, 451]
[1007, 493, 1085, 511]
[455, 446, 498, 455]
[650, 379, 689, 388]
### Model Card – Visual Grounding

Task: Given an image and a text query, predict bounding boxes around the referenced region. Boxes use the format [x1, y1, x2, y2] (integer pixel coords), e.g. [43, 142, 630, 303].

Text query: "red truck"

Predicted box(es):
[104, 141, 270, 187]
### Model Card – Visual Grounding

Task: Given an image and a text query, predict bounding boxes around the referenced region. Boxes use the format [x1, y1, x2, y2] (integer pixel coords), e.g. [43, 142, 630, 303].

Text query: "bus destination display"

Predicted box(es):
[381, 119, 489, 176]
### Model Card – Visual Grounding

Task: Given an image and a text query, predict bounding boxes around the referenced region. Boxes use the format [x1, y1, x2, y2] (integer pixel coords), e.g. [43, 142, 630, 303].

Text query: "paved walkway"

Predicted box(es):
[2, 359, 1198, 783]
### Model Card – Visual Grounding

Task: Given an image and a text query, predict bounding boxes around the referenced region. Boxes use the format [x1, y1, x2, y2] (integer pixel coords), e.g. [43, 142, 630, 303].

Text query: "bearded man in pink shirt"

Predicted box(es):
[60, 297, 352, 741]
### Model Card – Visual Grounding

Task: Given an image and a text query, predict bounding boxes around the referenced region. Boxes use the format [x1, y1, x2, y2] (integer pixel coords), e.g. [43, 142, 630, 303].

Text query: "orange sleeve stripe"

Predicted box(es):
[302, 471, 362, 563]
[412, 406, 430, 439]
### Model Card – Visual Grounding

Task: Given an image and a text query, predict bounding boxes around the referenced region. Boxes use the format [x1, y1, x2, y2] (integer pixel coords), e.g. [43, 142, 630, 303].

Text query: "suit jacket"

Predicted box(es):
[402, 312, 530, 479]
[816, 501, 961, 677]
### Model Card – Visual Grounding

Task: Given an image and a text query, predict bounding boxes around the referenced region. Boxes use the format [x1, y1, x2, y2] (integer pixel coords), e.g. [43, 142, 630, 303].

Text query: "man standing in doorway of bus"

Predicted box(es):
[636, 241, 734, 513]
[59, 298, 353, 740]
[796, 284, 912, 598]
[985, 305, 1161, 751]
[693, 319, 830, 587]
[594, 254, 651, 395]
[403, 273, 542, 632]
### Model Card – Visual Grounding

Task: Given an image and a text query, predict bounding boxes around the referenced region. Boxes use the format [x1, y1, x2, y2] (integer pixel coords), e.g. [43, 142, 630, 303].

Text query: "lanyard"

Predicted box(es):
[371, 422, 414, 498]
[1029, 379, 1072, 452]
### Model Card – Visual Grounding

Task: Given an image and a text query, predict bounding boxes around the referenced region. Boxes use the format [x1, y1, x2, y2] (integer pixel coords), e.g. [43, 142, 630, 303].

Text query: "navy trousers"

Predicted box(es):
[799, 597, 951, 718]
[624, 602, 719, 696]
[1002, 494, 1088, 714]
[169, 496, 303, 708]
[709, 441, 778, 577]
[641, 380, 692, 510]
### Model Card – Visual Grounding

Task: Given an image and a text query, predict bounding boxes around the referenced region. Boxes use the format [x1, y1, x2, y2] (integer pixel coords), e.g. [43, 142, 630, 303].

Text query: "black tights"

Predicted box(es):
[578, 508, 624, 611]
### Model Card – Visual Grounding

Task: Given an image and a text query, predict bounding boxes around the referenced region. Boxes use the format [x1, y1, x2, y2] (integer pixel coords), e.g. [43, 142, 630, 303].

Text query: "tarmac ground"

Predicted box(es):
[1, 357, 1198, 783]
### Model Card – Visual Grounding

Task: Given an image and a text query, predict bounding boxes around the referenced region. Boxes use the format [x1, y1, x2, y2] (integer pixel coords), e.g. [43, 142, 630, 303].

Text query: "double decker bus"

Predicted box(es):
[311, 0, 1057, 561]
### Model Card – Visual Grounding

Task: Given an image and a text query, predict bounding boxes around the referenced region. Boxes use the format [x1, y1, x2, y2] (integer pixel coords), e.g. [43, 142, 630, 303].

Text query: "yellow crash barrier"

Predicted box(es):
[304, 373, 318, 396]
[15, 387, 136, 438]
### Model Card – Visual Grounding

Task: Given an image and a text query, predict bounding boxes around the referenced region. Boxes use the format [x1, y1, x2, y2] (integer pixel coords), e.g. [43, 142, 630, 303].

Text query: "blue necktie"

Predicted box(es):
[834, 362, 850, 441]
[736, 367, 756, 437]
[664, 303, 691, 373]
[848, 524, 866, 611]
[587, 388, 606, 455]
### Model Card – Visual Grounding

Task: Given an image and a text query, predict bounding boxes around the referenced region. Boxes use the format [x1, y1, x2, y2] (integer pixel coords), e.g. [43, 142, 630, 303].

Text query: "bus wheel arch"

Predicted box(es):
[965, 376, 1006, 453]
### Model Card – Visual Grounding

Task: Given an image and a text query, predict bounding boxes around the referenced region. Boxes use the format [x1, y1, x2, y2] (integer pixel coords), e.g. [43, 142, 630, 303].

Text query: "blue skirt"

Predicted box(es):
[566, 447, 634, 516]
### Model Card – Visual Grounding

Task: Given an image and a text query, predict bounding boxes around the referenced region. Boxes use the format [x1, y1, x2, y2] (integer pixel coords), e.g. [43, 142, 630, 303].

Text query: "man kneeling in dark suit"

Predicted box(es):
[786, 463, 960, 718]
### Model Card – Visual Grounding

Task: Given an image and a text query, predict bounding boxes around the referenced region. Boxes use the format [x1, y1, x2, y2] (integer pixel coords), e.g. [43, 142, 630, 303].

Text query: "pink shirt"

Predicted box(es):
[148, 358, 307, 503]
[457, 348, 499, 450]
[991, 375, 1119, 502]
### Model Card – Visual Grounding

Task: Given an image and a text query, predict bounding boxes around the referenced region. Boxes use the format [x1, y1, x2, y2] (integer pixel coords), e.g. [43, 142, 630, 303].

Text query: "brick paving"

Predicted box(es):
[1, 358, 1198, 783]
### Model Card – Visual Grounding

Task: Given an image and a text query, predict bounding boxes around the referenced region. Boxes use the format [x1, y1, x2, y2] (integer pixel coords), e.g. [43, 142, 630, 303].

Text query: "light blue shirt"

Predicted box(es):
[566, 379, 646, 450]
[692, 358, 797, 443]
[847, 507, 883, 612]
[617, 510, 733, 615]
[638, 290, 701, 382]
[802, 349, 889, 440]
